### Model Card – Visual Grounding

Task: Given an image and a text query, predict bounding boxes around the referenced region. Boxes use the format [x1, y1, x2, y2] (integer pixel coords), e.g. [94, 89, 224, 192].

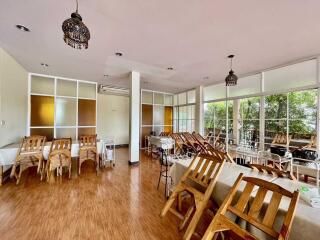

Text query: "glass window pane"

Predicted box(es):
[264, 120, 287, 150]
[56, 128, 76, 140]
[264, 59, 317, 92]
[240, 97, 260, 120]
[79, 82, 96, 99]
[142, 104, 153, 125]
[164, 107, 173, 126]
[229, 74, 261, 97]
[57, 79, 77, 97]
[31, 76, 54, 95]
[187, 90, 196, 104]
[31, 95, 54, 126]
[56, 97, 77, 126]
[288, 90, 317, 121]
[154, 93, 164, 105]
[165, 95, 173, 106]
[203, 83, 226, 101]
[78, 127, 96, 136]
[178, 93, 187, 105]
[265, 94, 287, 119]
[153, 105, 164, 125]
[30, 128, 54, 141]
[78, 99, 96, 126]
[141, 91, 153, 104]
[174, 95, 178, 106]
[153, 126, 163, 136]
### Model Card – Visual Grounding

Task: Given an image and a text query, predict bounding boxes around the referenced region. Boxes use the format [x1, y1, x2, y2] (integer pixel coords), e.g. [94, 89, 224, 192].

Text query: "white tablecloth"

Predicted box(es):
[0, 141, 104, 167]
[171, 159, 320, 240]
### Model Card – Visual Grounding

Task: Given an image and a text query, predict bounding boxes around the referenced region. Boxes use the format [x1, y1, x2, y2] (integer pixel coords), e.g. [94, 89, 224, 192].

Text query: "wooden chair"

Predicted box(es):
[46, 138, 72, 182]
[10, 135, 46, 184]
[182, 132, 207, 153]
[160, 153, 226, 240]
[271, 133, 292, 147]
[303, 135, 317, 150]
[249, 164, 296, 180]
[78, 135, 99, 175]
[207, 147, 235, 164]
[159, 131, 171, 136]
[202, 173, 299, 240]
[170, 133, 188, 154]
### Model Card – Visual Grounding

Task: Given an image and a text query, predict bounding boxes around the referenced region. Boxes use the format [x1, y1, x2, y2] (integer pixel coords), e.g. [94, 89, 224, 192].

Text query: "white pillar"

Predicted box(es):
[195, 86, 204, 135]
[233, 99, 240, 145]
[129, 71, 140, 165]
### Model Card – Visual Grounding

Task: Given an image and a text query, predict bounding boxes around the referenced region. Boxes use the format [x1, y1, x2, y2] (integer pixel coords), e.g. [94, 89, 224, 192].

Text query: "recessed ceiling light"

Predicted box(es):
[41, 63, 49, 67]
[167, 67, 174, 70]
[115, 52, 123, 57]
[203, 76, 210, 80]
[104, 74, 109, 77]
[16, 24, 30, 32]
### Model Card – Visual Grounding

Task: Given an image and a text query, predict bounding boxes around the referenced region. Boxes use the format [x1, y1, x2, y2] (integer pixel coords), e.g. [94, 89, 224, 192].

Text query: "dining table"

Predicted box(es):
[169, 157, 320, 240]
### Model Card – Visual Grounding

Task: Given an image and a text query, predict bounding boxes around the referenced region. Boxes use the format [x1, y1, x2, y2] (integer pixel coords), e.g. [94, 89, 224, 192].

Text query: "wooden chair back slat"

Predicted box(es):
[187, 153, 225, 188]
[262, 191, 282, 227]
[248, 186, 268, 219]
[234, 182, 255, 212]
[79, 135, 97, 147]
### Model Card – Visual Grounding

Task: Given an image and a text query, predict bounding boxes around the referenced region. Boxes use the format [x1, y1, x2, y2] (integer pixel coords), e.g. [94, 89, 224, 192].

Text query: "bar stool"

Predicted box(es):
[157, 148, 173, 198]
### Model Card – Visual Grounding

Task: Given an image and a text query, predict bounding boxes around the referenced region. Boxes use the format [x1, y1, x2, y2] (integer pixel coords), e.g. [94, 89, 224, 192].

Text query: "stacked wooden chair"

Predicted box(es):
[160, 153, 226, 240]
[303, 134, 317, 150]
[182, 132, 207, 153]
[10, 135, 46, 184]
[170, 133, 189, 154]
[78, 135, 99, 175]
[46, 138, 72, 182]
[159, 131, 171, 136]
[249, 164, 296, 180]
[201, 173, 299, 240]
[271, 133, 292, 148]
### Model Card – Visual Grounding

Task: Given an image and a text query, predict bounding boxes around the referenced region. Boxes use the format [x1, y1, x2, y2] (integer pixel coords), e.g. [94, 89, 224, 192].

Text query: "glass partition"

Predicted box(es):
[31, 76, 54, 95]
[78, 82, 96, 99]
[56, 97, 77, 126]
[57, 79, 77, 97]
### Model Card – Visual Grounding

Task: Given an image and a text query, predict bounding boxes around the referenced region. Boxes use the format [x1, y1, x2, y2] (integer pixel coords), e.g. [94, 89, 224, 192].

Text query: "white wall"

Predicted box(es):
[0, 48, 28, 148]
[97, 94, 129, 145]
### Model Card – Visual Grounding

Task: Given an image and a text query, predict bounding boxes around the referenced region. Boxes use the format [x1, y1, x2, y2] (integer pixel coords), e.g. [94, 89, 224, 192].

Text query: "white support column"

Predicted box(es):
[195, 85, 204, 135]
[129, 71, 140, 165]
[260, 72, 265, 151]
[316, 57, 320, 156]
[233, 99, 240, 145]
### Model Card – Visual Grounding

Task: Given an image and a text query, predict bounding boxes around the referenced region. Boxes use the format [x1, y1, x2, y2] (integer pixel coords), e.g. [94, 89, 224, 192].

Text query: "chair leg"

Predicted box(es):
[10, 164, 16, 178]
[183, 204, 207, 240]
[157, 168, 162, 190]
[78, 159, 81, 175]
[179, 205, 195, 231]
[69, 163, 72, 179]
[160, 191, 178, 217]
[16, 164, 23, 185]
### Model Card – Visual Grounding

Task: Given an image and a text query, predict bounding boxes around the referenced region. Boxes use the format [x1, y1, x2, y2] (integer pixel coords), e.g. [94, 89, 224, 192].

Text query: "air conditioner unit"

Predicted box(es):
[98, 84, 129, 96]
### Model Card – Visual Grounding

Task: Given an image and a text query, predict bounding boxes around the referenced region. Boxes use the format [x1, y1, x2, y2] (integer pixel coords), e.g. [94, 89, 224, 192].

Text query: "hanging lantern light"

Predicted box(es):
[225, 55, 238, 86]
[62, 0, 90, 49]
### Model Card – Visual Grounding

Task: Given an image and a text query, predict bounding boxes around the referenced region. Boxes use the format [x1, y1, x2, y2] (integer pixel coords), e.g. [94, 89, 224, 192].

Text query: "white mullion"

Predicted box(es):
[225, 86, 229, 152]
[54, 78, 57, 139]
[27, 74, 31, 136]
[286, 93, 290, 151]
[76, 81, 79, 140]
[260, 72, 265, 150]
[317, 57, 320, 156]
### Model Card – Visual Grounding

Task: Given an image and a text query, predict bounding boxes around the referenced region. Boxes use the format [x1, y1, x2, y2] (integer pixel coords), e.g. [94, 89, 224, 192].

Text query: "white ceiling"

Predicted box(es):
[1, 0, 320, 93]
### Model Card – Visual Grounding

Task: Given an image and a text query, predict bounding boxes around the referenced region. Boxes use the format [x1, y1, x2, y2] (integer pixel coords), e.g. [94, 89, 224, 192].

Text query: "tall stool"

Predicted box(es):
[157, 148, 173, 198]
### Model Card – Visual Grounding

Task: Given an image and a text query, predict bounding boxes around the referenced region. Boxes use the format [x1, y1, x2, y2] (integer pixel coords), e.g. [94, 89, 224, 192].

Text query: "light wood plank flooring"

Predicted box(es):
[0, 148, 184, 240]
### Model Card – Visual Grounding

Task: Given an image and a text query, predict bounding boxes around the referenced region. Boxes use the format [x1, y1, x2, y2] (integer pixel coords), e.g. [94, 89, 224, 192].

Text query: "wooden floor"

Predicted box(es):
[0, 148, 185, 240]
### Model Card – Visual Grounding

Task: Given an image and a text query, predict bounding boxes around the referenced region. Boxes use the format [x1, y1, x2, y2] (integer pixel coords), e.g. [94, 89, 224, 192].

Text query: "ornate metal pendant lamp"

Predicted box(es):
[62, 0, 90, 49]
[225, 55, 238, 86]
